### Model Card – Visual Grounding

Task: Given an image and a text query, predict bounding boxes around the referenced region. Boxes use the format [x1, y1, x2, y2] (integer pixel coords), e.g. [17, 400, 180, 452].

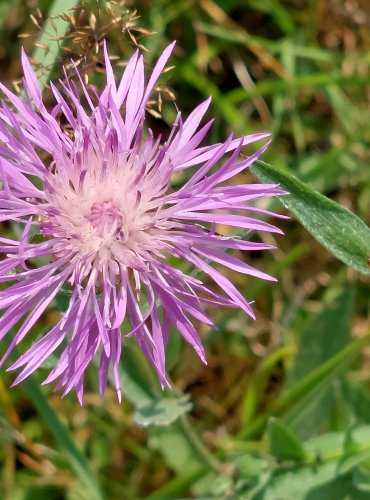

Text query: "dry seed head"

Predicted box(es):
[20, 0, 151, 85]
[18, 1, 170, 119]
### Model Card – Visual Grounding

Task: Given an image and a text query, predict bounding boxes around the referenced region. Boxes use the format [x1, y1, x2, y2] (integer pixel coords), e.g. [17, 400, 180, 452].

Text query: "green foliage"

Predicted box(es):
[120, 341, 192, 426]
[268, 417, 306, 461]
[289, 288, 354, 382]
[283, 287, 355, 438]
[252, 161, 370, 275]
[32, 0, 78, 86]
[22, 376, 105, 500]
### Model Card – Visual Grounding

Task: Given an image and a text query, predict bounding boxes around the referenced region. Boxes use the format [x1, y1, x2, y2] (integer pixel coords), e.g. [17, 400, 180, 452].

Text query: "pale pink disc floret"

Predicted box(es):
[0, 42, 285, 403]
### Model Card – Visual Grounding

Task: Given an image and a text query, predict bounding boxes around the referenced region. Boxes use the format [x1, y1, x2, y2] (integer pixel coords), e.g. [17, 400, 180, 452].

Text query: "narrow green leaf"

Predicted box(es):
[251, 161, 370, 275]
[23, 377, 104, 500]
[289, 288, 354, 383]
[242, 346, 294, 425]
[248, 0, 297, 35]
[228, 70, 370, 101]
[268, 417, 306, 461]
[32, 0, 79, 87]
[144, 466, 207, 500]
[239, 333, 370, 440]
[282, 287, 355, 437]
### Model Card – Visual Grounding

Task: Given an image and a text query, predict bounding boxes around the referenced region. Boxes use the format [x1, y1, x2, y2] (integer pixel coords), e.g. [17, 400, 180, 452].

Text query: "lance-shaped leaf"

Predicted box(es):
[251, 161, 370, 275]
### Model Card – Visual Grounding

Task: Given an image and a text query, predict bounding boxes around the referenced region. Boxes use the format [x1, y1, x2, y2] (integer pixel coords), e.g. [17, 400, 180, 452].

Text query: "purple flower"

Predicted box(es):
[0, 42, 284, 403]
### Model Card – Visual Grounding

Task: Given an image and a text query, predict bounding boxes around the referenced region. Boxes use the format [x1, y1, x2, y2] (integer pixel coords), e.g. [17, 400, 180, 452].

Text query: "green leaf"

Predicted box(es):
[250, 462, 340, 500]
[239, 333, 370, 440]
[249, 460, 370, 500]
[247, 426, 370, 499]
[144, 466, 207, 500]
[283, 288, 355, 438]
[338, 426, 370, 476]
[135, 395, 192, 427]
[338, 449, 370, 476]
[208, 474, 235, 497]
[340, 380, 370, 422]
[148, 422, 205, 474]
[119, 342, 216, 494]
[147, 414, 221, 498]
[119, 341, 191, 426]
[303, 430, 347, 457]
[233, 454, 267, 479]
[241, 346, 294, 425]
[23, 378, 104, 500]
[304, 425, 370, 460]
[251, 161, 370, 275]
[31, 0, 78, 87]
[343, 426, 361, 456]
[268, 417, 306, 461]
[289, 288, 354, 383]
[353, 467, 370, 493]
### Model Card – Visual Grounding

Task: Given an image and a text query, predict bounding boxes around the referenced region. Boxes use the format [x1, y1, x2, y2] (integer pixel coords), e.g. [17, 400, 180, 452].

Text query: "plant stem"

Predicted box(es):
[178, 414, 222, 473]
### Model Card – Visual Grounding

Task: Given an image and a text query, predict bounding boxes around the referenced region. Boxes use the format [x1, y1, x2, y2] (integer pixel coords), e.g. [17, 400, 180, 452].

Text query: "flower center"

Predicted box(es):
[87, 200, 124, 240]
[43, 162, 168, 270]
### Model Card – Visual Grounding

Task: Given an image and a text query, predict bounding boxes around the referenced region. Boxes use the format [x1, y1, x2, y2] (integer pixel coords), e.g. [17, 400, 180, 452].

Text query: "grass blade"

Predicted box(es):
[23, 377, 105, 500]
[32, 0, 79, 86]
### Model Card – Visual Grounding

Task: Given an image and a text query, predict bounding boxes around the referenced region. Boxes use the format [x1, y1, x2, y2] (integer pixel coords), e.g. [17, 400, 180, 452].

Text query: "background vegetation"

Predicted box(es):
[0, 0, 369, 498]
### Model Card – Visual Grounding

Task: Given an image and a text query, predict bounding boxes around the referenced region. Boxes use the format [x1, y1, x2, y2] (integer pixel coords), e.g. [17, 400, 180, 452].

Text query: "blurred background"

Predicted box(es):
[0, 0, 369, 498]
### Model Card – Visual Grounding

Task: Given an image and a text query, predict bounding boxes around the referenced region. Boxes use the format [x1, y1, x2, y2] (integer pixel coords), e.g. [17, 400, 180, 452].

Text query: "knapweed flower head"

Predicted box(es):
[0, 42, 284, 403]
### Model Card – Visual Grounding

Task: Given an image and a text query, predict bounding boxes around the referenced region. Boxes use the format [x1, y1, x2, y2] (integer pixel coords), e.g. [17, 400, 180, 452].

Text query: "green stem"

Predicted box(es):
[23, 376, 105, 500]
[178, 414, 222, 473]
[144, 409, 224, 498]
[145, 465, 207, 500]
